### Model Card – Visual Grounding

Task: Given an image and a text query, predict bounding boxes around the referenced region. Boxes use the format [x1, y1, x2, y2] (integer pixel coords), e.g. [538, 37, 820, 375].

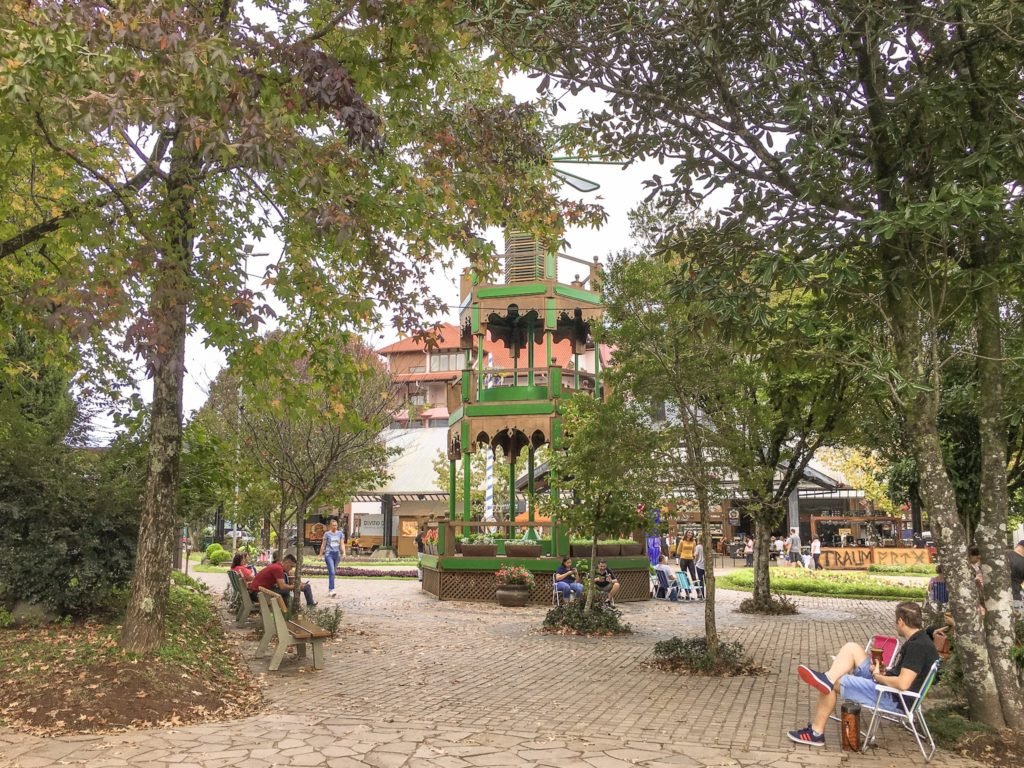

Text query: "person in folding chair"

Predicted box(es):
[787, 601, 939, 749]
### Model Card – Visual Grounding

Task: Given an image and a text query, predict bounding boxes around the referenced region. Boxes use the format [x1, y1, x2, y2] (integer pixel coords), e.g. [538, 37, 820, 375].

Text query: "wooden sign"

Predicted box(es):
[820, 547, 932, 570]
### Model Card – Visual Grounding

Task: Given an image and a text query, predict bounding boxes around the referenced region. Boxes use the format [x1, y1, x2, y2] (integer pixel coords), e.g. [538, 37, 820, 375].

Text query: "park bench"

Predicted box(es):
[256, 587, 331, 671]
[227, 568, 259, 627]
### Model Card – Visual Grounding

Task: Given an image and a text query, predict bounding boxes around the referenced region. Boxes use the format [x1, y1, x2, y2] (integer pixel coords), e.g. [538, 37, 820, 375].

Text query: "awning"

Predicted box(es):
[421, 406, 449, 419]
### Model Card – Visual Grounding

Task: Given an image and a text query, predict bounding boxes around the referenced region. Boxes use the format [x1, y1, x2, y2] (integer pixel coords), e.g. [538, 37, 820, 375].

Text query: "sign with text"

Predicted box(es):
[820, 547, 932, 570]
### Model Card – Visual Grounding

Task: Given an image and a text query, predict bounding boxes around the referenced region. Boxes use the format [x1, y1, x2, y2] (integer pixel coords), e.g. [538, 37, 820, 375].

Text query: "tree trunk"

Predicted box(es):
[973, 275, 1024, 728]
[751, 516, 774, 607]
[896, 303, 1008, 728]
[291, 498, 308, 613]
[120, 144, 194, 653]
[584, 532, 598, 613]
[697, 486, 718, 658]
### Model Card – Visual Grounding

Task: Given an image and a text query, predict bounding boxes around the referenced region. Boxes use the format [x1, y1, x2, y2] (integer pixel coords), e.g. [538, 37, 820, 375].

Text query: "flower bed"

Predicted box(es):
[718, 568, 925, 600]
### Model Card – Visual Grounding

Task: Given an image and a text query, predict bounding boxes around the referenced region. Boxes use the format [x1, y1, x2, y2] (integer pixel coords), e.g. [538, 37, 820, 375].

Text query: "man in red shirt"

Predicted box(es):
[250, 554, 316, 607]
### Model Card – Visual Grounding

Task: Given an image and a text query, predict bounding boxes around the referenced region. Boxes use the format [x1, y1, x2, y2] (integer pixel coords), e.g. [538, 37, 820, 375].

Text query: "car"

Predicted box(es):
[226, 529, 255, 545]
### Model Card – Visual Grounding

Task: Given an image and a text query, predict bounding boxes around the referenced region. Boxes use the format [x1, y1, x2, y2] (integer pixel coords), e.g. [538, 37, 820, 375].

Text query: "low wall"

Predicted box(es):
[819, 547, 932, 570]
[420, 556, 651, 603]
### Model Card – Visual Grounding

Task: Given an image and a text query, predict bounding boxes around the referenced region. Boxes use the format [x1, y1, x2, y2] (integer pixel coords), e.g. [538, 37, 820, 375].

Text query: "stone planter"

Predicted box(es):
[495, 584, 531, 607]
[596, 544, 621, 557]
[461, 544, 498, 557]
[504, 544, 542, 558]
[619, 542, 645, 556]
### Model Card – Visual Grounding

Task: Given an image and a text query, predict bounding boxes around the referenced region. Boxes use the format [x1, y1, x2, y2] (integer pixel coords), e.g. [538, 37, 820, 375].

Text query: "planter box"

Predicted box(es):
[461, 544, 498, 557]
[495, 584, 531, 607]
[596, 544, 621, 557]
[424, 542, 437, 555]
[619, 543, 644, 556]
[570, 544, 593, 558]
[504, 544, 542, 558]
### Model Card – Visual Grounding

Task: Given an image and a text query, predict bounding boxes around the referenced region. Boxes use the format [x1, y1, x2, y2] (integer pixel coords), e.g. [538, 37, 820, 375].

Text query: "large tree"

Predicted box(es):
[600, 210, 856, 614]
[1, 0, 594, 651]
[479, 0, 1024, 728]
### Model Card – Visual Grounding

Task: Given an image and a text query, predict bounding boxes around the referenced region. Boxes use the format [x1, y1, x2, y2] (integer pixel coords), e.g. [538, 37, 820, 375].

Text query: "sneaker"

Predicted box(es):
[787, 725, 825, 747]
[797, 665, 833, 694]
[329, 590, 336, 598]
[307, 601, 318, 608]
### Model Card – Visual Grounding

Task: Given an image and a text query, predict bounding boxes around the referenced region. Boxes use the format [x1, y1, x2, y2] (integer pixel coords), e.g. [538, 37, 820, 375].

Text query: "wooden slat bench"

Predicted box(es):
[256, 587, 331, 671]
[227, 569, 259, 627]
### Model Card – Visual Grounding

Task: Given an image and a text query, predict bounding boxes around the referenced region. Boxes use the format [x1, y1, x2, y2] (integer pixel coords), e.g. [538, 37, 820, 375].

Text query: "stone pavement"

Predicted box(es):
[0, 571, 981, 768]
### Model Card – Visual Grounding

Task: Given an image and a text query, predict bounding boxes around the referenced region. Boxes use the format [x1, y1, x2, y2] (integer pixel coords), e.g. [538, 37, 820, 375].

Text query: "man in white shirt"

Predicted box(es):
[811, 536, 823, 570]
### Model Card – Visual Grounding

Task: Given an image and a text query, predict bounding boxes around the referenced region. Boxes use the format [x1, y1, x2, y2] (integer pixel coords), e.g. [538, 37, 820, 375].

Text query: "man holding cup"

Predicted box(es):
[787, 602, 939, 748]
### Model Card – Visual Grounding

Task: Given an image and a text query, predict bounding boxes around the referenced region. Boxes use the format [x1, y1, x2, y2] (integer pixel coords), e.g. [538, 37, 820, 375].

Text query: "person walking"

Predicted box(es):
[787, 527, 802, 566]
[319, 518, 346, 598]
[810, 535, 822, 570]
[676, 531, 697, 598]
[743, 536, 754, 568]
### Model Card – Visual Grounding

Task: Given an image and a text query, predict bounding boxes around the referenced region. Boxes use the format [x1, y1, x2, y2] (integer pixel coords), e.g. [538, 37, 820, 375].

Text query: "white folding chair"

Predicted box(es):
[861, 660, 941, 762]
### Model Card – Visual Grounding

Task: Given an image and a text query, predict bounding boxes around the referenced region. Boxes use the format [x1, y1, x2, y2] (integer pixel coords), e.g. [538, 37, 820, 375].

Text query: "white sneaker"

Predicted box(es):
[329, 590, 336, 598]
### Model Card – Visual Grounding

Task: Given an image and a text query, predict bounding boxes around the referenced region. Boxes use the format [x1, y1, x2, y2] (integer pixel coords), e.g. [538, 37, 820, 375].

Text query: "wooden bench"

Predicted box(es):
[227, 569, 259, 627]
[256, 587, 331, 671]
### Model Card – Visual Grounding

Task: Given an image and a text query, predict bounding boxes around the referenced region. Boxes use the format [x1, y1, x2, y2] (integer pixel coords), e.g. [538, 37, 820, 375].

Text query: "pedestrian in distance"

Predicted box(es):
[319, 518, 346, 598]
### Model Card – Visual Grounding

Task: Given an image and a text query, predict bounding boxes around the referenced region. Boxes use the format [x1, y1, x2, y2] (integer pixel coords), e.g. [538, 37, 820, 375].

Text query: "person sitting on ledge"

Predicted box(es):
[787, 601, 938, 748]
[553, 557, 584, 602]
[592, 559, 620, 605]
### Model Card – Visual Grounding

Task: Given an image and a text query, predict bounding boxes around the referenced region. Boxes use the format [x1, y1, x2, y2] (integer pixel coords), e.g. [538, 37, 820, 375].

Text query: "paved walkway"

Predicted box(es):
[0, 572, 979, 768]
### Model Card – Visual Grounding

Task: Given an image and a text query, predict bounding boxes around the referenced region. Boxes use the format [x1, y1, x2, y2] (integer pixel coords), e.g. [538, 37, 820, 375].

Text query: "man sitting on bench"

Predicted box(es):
[251, 553, 317, 608]
[592, 559, 620, 605]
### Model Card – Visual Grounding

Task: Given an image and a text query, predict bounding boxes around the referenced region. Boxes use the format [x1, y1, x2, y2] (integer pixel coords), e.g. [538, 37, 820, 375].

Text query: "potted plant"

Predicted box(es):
[617, 538, 645, 556]
[596, 540, 621, 556]
[504, 537, 543, 558]
[570, 538, 593, 558]
[494, 565, 535, 607]
[461, 534, 497, 557]
[422, 528, 438, 555]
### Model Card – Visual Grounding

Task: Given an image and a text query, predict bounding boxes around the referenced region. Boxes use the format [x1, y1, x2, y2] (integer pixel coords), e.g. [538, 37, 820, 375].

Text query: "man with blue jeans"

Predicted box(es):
[319, 518, 346, 598]
[788, 601, 939, 747]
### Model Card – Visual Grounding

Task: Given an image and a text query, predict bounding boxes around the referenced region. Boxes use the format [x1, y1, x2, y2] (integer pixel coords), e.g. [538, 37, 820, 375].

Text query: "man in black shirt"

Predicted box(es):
[592, 559, 620, 605]
[1010, 540, 1024, 607]
[788, 602, 939, 748]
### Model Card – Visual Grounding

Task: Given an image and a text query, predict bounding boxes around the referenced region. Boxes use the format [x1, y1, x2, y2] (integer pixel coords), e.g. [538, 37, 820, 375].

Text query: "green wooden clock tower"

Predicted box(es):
[442, 231, 603, 555]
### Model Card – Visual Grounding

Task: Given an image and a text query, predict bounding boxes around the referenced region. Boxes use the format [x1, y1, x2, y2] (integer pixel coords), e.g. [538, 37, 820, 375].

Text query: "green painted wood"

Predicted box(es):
[447, 406, 463, 426]
[478, 284, 547, 298]
[554, 284, 601, 304]
[433, 556, 650, 572]
[545, 250, 556, 280]
[546, 298, 556, 330]
[478, 385, 548, 402]
[465, 402, 554, 417]
[471, 305, 479, 333]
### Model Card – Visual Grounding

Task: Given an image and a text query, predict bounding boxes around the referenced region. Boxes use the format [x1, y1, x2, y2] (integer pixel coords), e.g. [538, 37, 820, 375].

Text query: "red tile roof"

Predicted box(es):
[377, 324, 461, 354]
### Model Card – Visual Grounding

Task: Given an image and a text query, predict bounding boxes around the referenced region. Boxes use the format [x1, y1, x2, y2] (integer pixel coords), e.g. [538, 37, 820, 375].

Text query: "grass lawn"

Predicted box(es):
[717, 568, 926, 600]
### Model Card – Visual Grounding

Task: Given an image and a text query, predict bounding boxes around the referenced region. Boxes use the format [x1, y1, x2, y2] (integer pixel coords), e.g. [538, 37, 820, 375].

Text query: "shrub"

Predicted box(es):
[738, 592, 798, 615]
[171, 571, 208, 593]
[306, 604, 344, 637]
[205, 543, 224, 558]
[542, 600, 631, 636]
[0, 607, 13, 628]
[207, 549, 234, 566]
[652, 636, 755, 675]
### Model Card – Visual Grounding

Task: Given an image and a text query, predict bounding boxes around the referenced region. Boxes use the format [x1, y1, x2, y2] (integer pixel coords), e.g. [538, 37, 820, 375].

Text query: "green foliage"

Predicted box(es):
[926, 705, 992, 748]
[1013, 617, 1024, 671]
[652, 636, 754, 675]
[205, 543, 224, 558]
[207, 549, 233, 566]
[867, 564, 936, 575]
[305, 605, 344, 638]
[0, 607, 13, 628]
[543, 394, 660, 543]
[494, 565, 535, 586]
[721, 569, 924, 601]
[170, 571, 208, 594]
[542, 600, 631, 636]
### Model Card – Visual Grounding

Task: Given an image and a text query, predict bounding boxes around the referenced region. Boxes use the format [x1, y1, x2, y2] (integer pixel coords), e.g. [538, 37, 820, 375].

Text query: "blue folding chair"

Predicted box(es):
[652, 569, 678, 601]
[676, 571, 704, 601]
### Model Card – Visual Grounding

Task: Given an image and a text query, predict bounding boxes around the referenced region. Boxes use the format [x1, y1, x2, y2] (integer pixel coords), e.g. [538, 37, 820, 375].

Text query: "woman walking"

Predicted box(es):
[743, 536, 754, 568]
[319, 518, 346, 598]
[676, 531, 697, 599]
